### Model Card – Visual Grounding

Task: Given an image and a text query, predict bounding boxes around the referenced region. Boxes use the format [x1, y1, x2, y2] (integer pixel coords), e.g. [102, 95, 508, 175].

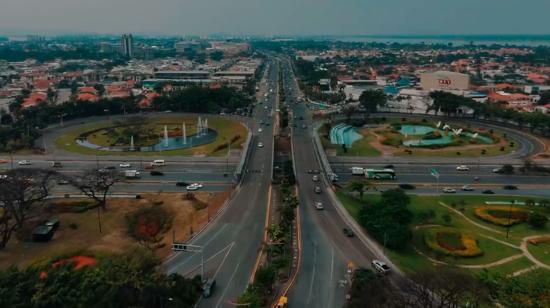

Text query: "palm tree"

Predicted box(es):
[347, 179, 372, 200]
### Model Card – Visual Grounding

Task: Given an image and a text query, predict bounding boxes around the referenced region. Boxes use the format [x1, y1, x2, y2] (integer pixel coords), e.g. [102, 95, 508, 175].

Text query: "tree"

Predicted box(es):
[209, 50, 224, 61]
[0, 168, 54, 248]
[527, 212, 548, 228]
[70, 169, 122, 209]
[347, 179, 371, 200]
[359, 89, 387, 115]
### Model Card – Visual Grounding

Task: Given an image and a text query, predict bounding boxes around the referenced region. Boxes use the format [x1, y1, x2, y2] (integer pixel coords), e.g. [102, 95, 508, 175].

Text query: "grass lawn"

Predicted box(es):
[468, 256, 535, 276]
[336, 129, 381, 157]
[336, 191, 547, 274]
[528, 242, 550, 266]
[55, 117, 248, 156]
[394, 139, 518, 158]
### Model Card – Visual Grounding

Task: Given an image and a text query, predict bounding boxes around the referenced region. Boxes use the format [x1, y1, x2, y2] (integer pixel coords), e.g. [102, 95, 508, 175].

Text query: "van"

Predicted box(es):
[152, 160, 165, 166]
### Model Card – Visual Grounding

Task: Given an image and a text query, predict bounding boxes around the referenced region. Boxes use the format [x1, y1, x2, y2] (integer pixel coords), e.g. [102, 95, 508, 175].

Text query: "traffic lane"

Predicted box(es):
[337, 173, 550, 186]
[363, 188, 550, 197]
[332, 164, 505, 174]
[51, 182, 233, 194]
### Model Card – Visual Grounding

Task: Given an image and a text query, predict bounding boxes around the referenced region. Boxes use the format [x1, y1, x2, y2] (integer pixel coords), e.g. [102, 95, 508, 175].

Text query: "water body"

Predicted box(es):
[329, 35, 550, 47]
[330, 124, 363, 148]
[76, 129, 218, 152]
[399, 124, 493, 146]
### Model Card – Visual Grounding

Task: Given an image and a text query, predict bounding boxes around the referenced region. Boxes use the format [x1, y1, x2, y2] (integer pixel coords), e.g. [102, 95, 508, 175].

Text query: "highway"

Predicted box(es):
[280, 58, 385, 307]
[162, 59, 279, 307]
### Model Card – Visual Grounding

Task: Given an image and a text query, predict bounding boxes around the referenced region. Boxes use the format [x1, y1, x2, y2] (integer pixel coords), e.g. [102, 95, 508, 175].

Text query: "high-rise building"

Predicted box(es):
[121, 34, 134, 58]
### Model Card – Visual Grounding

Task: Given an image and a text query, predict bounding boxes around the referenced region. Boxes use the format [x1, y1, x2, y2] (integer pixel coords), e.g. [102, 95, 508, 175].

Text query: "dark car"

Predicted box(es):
[202, 279, 216, 298]
[343, 228, 354, 237]
[176, 181, 189, 187]
[105, 166, 116, 170]
[383, 164, 394, 169]
[482, 189, 495, 194]
[503, 185, 518, 190]
[399, 183, 416, 190]
[150, 171, 164, 176]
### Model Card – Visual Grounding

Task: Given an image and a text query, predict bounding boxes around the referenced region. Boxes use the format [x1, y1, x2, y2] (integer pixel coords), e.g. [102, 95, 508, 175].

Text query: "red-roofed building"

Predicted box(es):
[77, 92, 99, 102]
[137, 92, 160, 108]
[78, 87, 97, 95]
[527, 73, 549, 85]
[22, 92, 48, 108]
[33, 79, 54, 91]
[488, 91, 534, 109]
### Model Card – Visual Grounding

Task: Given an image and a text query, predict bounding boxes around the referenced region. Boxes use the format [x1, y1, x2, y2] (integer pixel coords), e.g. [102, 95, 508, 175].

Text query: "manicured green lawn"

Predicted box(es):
[528, 242, 550, 266]
[55, 117, 248, 156]
[336, 191, 547, 274]
[336, 130, 381, 157]
[468, 256, 535, 276]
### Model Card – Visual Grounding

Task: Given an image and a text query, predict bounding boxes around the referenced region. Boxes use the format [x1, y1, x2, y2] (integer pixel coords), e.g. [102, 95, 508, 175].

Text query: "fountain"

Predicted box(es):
[204, 119, 208, 135]
[164, 125, 169, 147]
[182, 122, 187, 144]
[130, 135, 135, 151]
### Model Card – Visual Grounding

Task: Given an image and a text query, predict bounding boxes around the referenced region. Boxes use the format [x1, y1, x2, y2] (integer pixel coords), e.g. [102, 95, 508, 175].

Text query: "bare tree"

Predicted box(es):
[69, 169, 123, 209]
[67, 169, 123, 233]
[0, 168, 55, 249]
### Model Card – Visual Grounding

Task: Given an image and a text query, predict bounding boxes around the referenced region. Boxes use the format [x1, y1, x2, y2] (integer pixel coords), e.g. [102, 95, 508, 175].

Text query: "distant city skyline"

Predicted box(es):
[0, 0, 549, 36]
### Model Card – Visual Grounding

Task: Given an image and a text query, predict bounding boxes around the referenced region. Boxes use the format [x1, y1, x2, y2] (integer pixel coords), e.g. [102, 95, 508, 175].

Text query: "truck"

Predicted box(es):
[351, 167, 364, 176]
[124, 170, 141, 179]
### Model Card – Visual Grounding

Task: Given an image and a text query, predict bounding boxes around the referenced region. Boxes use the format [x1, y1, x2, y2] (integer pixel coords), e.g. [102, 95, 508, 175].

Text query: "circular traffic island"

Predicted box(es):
[423, 227, 483, 258]
[54, 115, 248, 156]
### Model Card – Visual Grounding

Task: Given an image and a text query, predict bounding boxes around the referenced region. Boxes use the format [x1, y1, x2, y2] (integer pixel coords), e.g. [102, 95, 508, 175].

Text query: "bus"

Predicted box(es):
[364, 169, 396, 180]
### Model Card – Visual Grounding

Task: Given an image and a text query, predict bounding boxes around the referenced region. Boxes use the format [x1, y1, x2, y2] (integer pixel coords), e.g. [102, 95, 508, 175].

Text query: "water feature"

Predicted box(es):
[164, 126, 169, 147]
[130, 135, 135, 151]
[330, 123, 363, 148]
[182, 122, 187, 144]
[399, 124, 494, 147]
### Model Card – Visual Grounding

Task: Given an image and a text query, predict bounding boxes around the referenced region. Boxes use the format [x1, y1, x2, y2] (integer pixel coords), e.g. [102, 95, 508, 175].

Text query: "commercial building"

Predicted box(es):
[420, 71, 470, 91]
[121, 34, 134, 58]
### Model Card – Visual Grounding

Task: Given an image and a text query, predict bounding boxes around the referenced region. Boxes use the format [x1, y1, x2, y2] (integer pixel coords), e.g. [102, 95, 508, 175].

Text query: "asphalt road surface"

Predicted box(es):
[163, 60, 279, 307]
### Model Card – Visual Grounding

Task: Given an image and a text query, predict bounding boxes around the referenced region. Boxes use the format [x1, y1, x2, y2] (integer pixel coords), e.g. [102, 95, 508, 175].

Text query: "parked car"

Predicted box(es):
[503, 185, 518, 190]
[314, 202, 324, 210]
[456, 165, 470, 171]
[371, 260, 391, 275]
[461, 185, 474, 191]
[482, 189, 495, 194]
[399, 183, 416, 190]
[119, 163, 131, 168]
[342, 228, 354, 237]
[442, 187, 456, 193]
[18, 160, 32, 166]
[150, 171, 164, 176]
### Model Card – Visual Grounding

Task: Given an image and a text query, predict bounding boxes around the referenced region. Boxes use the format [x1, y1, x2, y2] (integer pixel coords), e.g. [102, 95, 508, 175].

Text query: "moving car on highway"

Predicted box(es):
[442, 187, 456, 193]
[371, 260, 391, 275]
[119, 163, 131, 168]
[18, 160, 32, 165]
[342, 228, 354, 237]
[150, 171, 164, 176]
[503, 185, 518, 190]
[399, 183, 415, 190]
[314, 202, 324, 210]
[258, 142, 264, 148]
[312, 175, 319, 182]
[456, 165, 470, 171]
[186, 183, 203, 191]
[461, 185, 474, 191]
[314, 186, 322, 194]
[482, 189, 495, 194]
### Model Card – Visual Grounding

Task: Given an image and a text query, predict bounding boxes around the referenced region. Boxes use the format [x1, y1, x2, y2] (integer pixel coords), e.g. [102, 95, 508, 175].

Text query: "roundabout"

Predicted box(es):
[51, 115, 248, 156]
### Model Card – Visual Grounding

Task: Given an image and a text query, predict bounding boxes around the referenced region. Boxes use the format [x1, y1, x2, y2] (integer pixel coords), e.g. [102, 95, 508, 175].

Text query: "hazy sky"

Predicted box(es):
[1, 0, 549, 36]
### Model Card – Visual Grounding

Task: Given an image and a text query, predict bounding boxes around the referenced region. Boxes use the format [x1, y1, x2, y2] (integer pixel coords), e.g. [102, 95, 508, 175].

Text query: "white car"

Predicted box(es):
[186, 183, 203, 191]
[18, 160, 32, 166]
[456, 165, 470, 171]
[461, 185, 474, 191]
[119, 163, 131, 168]
[371, 260, 391, 274]
[258, 142, 264, 148]
[442, 187, 456, 193]
[314, 202, 324, 210]
[258, 128, 263, 133]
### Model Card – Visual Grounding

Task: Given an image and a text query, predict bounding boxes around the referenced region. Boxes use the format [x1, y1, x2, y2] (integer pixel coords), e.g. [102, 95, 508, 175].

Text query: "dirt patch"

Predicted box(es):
[0, 191, 231, 269]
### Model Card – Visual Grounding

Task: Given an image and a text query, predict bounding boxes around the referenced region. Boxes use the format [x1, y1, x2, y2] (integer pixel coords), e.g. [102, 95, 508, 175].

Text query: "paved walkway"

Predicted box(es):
[521, 235, 550, 270]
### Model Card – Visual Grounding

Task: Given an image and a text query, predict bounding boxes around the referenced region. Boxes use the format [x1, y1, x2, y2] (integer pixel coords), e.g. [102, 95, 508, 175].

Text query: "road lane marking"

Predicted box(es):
[307, 242, 317, 307]
[215, 261, 242, 308]
[328, 246, 334, 306]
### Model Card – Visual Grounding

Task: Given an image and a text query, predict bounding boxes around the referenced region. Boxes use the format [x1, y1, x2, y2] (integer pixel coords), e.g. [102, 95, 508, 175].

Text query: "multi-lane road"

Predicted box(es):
[163, 59, 279, 307]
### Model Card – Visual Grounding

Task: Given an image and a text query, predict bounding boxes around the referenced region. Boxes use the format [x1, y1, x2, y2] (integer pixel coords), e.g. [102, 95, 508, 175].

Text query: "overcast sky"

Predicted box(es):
[1, 0, 549, 36]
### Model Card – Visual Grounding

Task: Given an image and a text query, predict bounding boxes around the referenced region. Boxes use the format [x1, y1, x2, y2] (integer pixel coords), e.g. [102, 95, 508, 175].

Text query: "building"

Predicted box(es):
[420, 71, 470, 91]
[121, 34, 134, 58]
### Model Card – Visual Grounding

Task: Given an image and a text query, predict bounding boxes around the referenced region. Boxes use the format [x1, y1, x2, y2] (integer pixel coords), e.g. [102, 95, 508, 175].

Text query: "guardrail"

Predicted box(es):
[234, 129, 253, 183]
[311, 122, 336, 183]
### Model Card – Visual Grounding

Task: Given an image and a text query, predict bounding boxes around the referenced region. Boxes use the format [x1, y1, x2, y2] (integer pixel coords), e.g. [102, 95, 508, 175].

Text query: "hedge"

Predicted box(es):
[423, 227, 483, 257]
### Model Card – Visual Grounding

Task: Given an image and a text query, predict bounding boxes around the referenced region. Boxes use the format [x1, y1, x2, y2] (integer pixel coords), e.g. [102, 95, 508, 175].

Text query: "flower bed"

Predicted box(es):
[474, 206, 529, 226]
[423, 227, 483, 257]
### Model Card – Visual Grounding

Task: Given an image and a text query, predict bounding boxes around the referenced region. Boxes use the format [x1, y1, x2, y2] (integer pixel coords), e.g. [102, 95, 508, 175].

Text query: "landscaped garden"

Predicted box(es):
[336, 190, 550, 276]
[55, 116, 248, 156]
[319, 117, 520, 157]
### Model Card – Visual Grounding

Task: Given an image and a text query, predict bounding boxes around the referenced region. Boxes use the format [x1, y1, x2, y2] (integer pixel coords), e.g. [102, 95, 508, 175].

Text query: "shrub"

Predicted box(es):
[481, 149, 487, 155]
[456, 151, 461, 156]
[527, 213, 548, 229]
[125, 204, 173, 244]
[474, 206, 529, 226]
[424, 227, 482, 257]
[500, 146, 505, 151]
[69, 223, 78, 230]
